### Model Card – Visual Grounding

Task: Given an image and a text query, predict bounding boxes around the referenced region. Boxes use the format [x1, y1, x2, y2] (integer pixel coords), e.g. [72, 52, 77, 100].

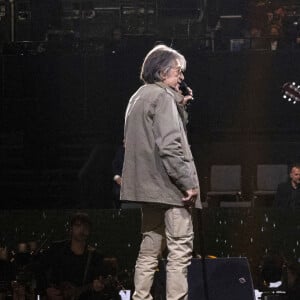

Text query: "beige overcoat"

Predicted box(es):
[120, 82, 201, 208]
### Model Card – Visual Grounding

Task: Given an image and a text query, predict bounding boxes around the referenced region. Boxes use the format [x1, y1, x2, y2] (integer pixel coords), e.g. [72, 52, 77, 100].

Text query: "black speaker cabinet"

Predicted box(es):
[153, 257, 255, 300]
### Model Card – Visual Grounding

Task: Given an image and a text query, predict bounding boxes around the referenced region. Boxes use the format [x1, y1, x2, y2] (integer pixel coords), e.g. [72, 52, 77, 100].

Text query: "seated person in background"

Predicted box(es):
[260, 254, 285, 291]
[11, 241, 36, 300]
[269, 24, 283, 50]
[0, 246, 16, 298]
[274, 164, 300, 208]
[286, 260, 300, 300]
[38, 213, 119, 300]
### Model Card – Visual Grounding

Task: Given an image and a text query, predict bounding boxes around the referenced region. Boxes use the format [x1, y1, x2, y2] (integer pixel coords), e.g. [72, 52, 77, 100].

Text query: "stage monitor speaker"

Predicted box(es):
[154, 257, 255, 300]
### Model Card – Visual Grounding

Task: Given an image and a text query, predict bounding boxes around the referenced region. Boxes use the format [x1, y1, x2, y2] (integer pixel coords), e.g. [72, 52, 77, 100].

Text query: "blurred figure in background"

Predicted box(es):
[37, 213, 115, 300]
[0, 246, 16, 299]
[286, 260, 300, 300]
[274, 164, 300, 208]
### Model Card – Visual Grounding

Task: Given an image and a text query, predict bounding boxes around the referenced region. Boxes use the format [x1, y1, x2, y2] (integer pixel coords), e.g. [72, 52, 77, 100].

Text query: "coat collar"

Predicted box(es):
[154, 82, 184, 104]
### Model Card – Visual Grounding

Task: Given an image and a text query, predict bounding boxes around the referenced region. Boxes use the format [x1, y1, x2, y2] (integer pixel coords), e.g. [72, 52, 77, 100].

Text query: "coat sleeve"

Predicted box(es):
[152, 92, 197, 192]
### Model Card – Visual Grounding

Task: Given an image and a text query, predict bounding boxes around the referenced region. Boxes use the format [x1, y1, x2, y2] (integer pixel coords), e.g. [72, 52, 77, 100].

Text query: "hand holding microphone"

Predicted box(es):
[179, 81, 194, 105]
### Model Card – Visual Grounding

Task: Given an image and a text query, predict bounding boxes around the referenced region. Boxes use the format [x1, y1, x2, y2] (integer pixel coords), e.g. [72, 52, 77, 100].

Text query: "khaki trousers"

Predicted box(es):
[132, 204, 194, 300]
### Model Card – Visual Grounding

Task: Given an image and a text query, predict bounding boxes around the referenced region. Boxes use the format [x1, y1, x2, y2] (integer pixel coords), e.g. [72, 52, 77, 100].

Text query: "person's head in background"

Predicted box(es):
[69, 212, 92, 243]
[289, 164, 300, 189]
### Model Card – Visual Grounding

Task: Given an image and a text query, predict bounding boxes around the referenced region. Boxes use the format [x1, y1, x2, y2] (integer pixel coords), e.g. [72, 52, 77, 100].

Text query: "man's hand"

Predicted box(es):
[182, 86, 193, 106]
[182, 188, 198, 207]
[182, 94, 194, 106]
[176, 84, 194, 106]
[114, 175, 122, 186]
[115, 177, 122, 186]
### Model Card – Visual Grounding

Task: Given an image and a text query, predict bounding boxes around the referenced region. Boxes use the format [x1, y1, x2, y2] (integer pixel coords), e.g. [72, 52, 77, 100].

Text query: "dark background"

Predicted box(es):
[1, 50, 300, 208]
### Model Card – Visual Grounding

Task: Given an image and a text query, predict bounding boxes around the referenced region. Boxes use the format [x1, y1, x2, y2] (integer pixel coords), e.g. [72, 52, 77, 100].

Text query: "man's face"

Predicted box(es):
[162, 59, 184, 90]
[70, 222, 90, 242]
[290, 167, 300, 186]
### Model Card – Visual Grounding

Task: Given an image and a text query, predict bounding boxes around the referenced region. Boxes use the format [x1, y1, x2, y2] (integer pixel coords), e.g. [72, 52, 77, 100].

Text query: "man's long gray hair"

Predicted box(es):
[140, 45, 186, 84]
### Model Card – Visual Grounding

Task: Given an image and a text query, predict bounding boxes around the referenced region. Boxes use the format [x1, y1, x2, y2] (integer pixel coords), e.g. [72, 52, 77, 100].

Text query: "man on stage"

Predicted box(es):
[121, 44, 201, 300]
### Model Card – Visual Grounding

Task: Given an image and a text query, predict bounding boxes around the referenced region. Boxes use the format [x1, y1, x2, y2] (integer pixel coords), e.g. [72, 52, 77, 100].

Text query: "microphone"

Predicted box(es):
[179, 81, 194, 104]
[179, 81, 190, 96]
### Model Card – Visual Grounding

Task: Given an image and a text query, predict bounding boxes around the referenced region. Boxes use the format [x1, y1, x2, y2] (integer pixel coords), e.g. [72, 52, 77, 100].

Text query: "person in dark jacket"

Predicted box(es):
[37, 213, 119, 300]
[274, 164, 300, 208]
